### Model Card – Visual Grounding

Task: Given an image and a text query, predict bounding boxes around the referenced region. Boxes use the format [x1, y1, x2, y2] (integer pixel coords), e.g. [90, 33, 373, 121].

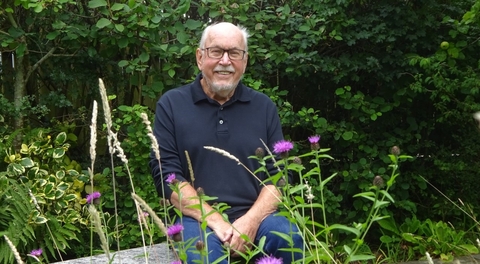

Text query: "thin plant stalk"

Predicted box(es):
[98, 78, 120, 252]
[88, 100, 98, 261]
[4, 235, 25, 264]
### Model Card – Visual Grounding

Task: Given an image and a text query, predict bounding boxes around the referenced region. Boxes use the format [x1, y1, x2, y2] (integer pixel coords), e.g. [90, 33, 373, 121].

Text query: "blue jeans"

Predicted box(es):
[175, 213, 303, 263]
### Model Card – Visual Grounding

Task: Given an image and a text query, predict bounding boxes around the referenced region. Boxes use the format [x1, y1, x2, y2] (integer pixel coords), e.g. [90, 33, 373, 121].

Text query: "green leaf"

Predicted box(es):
[168, 69, 175, 78]
[55, 132, 67, 145]
[349, 255, 375, 262]
[20, 158, 34, 168]
[53, 148, 65, 159]
[320, 172, 338, 188]
[139, 52, 149, 63]
[111, 3, 125, 11]
[118, 60, 129, 67]
[96, 18, 111, 29]
[270, 231, 293, 244]
[16, 43, 26, 58]
[35, 215, 48, 224]
[88, 0, 107, 8]
[185, 19, 202, 30]
[46, 31, 60, 40]
[342, 131, 353, 141]
[34, 4, 44, 13]
[115, 23, 125, 32]
[55, 189, 65, 199]
[57, 182, 69, 191]
[64, 194, 77, 201]
[326, 224, 360, 236]
[44, 182, 55, 194]
[299, 25, 310, 32]
[7, 163, 25, 177]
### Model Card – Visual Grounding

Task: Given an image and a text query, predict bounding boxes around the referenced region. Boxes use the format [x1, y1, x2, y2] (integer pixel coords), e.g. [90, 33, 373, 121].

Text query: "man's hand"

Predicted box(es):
[229, 214, 260, 256]
[210, 219, 234, 243]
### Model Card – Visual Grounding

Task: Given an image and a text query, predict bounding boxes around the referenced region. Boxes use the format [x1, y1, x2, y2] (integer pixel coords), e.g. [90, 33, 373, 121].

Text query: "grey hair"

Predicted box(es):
[199, 22, 250, 51]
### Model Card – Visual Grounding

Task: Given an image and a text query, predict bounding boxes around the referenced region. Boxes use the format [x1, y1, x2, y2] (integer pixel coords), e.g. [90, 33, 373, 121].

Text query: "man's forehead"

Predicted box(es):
[206, 29, 244, 48]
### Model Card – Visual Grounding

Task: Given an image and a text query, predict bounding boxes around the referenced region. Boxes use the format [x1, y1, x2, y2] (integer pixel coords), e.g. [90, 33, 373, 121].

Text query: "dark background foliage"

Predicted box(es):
[1, 0, 479, 260]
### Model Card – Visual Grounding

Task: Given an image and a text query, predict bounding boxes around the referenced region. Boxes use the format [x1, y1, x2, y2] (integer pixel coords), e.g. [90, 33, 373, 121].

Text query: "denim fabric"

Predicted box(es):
[175, 213, 304, 263]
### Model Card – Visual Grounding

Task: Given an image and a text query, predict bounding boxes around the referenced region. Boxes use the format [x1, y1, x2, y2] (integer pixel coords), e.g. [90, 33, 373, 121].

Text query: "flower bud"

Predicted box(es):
[196, 187, 205, 196]
[195, 240, 205, 251]
[277, 178, 286, 187]
[159, 198, 171, 206]
[373, 175, 385, 188]
[255, 147, 265, 158]
[293, 156, 302, 165]
[390, 146, 400, 156]
[172, 233, 182, 242]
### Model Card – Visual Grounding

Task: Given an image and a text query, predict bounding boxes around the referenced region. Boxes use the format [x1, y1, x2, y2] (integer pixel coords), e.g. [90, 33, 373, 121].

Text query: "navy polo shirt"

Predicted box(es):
[149, 74, 285, 219]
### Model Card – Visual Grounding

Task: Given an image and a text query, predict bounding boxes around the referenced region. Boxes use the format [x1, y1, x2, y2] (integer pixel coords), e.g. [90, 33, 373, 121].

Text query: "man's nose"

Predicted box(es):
[219, 51, 231, 64]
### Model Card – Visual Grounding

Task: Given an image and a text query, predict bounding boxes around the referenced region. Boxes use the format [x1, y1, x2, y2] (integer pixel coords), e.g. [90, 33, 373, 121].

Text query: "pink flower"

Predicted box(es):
[308, 135, 320, 144]
[273, 140, 293, 154]
[86, 191, 101, 204]
[170, 261, 182, 264]
[166, 173, 176, 184]
[308, 135, 321, 150]
[29, 248, 43, 257]
[256, 255, 283, 264]
[167, 223, 184, 236]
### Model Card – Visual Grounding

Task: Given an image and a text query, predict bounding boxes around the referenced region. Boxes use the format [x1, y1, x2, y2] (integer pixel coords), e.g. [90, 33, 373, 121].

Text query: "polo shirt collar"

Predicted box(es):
[191, 74, 252, 104]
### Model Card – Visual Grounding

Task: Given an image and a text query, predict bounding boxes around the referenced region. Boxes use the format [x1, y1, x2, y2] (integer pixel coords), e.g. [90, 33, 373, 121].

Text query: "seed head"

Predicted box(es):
[390, 146, 401, 156]
[292, 156, 302, 164]
[277, 178, 286, 187]
[196, 187, 205, 196]
[160, 198, 171, 206]
[255, 147, 265, 158]
[195, 240, 205, 251]
[373, 175, 385, 188]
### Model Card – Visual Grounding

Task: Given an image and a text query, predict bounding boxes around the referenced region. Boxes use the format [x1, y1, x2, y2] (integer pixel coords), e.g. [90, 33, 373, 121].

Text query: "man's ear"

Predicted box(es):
[196, 48, 203, 70]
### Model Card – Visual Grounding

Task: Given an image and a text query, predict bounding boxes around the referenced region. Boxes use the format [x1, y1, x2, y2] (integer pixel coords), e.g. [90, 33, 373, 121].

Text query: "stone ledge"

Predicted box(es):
[53, 243, 174, 264]
[53, 244, 480, 264]
[400, 254, 480, 264]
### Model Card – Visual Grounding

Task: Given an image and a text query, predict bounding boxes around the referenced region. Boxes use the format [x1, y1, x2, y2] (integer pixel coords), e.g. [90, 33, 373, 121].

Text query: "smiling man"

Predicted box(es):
[149, 22, 303, 263]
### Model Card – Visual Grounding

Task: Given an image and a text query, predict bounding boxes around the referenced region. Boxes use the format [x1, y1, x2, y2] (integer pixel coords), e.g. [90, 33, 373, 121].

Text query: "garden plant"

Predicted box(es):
[1, 0, 480, 263]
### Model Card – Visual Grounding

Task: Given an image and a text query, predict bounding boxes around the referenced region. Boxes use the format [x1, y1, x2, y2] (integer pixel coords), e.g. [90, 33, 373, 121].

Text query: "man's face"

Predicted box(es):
[196, 25, 248, 96]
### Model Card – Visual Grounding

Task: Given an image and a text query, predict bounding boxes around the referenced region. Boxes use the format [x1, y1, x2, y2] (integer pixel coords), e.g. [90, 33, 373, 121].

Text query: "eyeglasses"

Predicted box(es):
[201, 47, 246, 60]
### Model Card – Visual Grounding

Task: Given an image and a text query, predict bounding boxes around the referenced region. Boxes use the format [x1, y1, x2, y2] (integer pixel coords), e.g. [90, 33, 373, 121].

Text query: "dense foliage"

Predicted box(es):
[1, 0, 479, 262]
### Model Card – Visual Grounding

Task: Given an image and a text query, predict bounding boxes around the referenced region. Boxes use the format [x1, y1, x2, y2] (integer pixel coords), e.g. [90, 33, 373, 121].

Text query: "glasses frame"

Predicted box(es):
[201, 47, 247, 61]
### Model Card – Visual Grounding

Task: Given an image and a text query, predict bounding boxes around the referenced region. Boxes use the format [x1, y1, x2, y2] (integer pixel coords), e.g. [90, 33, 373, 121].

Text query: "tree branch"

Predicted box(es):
[25, 47, 56, 83]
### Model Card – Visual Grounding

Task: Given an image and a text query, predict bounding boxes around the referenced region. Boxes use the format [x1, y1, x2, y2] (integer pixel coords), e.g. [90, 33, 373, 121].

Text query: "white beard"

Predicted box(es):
[203, 66, 239, 97]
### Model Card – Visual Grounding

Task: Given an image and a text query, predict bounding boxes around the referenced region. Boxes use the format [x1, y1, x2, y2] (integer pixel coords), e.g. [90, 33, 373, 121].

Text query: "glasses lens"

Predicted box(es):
[206, 48, 244, 60]
[229, 49, 243, 60]
[208, 48, 224, 59]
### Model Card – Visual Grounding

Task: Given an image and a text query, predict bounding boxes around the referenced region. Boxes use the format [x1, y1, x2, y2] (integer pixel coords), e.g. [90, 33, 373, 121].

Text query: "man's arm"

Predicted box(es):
[229, 184, 282, 254]
[170, 182, 233, 242]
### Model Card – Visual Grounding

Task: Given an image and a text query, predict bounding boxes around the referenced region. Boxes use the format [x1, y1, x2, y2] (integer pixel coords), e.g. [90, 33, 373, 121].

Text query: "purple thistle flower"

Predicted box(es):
[308, 135, 321, 150]
[86, 191, 101, 204]
[29, 248, 43, 257]
[256, 255, 283, 264]
[170, 261, 182, 264]
[308, 135, 320, 144]
[165, 173, 176, 184]
[273, 140, 293, 154]
[167, 223, 184, 236]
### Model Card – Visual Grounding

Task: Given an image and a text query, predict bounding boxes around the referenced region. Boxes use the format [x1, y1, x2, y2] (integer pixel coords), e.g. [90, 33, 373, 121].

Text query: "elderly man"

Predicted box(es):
[149, 22, 303, 263]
